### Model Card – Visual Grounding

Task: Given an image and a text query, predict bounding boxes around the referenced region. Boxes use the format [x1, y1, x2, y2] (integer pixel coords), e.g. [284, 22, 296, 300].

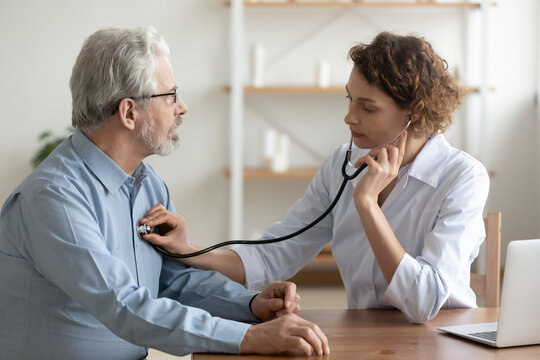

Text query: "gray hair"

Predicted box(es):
[70, 26, 170, 131]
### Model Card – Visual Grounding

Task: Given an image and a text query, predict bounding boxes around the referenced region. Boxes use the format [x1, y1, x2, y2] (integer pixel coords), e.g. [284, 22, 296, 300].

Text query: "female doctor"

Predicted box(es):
[140, 32, 490, 324]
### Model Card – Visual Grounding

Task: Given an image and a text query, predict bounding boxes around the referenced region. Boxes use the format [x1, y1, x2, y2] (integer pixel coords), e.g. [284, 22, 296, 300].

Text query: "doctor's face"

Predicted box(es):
[344, 67, 410, 149]
[136, 55, 188, 156]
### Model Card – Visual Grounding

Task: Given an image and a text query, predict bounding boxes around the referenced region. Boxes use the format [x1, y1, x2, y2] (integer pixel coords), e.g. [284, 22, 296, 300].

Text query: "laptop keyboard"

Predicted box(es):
[469, 331, 497, 341]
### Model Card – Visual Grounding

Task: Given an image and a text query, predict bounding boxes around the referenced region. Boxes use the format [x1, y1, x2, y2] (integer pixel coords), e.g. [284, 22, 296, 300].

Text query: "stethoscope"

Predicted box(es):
[139, 114, 412, 259]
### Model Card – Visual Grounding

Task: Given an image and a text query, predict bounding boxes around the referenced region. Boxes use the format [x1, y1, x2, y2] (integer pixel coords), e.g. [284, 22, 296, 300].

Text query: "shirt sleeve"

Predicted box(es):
[233, 150, 339, 290]
[159, 258, 259, 323]
[13, 184, 252, 355]
[383, 162, 490, 323]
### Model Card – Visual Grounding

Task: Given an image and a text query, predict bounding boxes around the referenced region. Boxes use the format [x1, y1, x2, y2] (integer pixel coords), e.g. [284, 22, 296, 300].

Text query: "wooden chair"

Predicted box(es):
[470, 212, 502, 307]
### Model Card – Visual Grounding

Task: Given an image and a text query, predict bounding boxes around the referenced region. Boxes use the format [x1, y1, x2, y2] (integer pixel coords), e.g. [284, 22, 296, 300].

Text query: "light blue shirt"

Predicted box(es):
[0, 129, 258, 359]
[235, 134, 490, 323]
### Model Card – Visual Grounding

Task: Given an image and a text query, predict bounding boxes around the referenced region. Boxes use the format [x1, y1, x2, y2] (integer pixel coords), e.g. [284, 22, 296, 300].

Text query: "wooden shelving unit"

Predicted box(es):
[227, 0, 493, 285]
[225, 85, 346, 94]
[225, 85, 483, 94]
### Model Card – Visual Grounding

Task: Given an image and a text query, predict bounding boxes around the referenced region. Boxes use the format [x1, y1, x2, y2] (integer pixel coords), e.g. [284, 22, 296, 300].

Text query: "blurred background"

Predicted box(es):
[0, 1, 538, 358]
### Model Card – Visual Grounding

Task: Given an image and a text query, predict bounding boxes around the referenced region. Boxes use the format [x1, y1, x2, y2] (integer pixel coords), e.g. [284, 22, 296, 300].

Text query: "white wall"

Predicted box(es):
[0, 0, 232, 245]
[0, 1, 538, 264]
[484, 0, 539, 261]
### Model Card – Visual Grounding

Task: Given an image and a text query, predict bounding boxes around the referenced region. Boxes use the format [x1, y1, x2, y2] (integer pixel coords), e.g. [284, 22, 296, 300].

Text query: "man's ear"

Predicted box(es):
[117, 98, 139, 130]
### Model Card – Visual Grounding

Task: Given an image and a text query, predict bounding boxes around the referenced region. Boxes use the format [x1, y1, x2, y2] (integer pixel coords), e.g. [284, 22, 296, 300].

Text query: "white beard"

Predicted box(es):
[137, 113, 180, 156]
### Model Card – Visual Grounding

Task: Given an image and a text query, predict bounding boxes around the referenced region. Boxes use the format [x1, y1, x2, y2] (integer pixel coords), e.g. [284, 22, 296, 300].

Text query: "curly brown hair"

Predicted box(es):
[348, 32, 463, 137]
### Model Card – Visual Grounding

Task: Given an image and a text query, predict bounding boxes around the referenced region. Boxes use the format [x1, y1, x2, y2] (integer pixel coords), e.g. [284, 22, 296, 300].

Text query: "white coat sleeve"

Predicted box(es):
[233, 148, 344, 290]
[383, 160, 490, 323]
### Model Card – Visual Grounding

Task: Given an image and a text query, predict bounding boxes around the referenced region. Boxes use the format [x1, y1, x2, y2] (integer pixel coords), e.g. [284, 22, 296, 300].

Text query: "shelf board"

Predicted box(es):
[235, 1, 484, 9]
[224, 167, 318, 179]
[224, 85, 346, 94]
[465, 86, 497, 94]
[225, 166, 495, 180]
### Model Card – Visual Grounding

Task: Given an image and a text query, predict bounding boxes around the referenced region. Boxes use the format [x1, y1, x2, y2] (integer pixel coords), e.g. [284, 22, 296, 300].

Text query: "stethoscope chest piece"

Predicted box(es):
[137, 224, 151, 236]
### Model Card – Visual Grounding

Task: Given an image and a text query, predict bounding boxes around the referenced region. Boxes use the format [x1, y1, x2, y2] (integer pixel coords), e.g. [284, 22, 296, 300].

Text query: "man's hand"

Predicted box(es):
[241, 313, 330, 356]
[250, 282, 300, 321]
[138, 204, 195, 255]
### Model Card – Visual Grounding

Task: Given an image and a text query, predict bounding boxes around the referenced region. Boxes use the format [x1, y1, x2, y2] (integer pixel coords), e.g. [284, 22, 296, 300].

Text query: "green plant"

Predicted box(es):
[32, 127, 74, 168]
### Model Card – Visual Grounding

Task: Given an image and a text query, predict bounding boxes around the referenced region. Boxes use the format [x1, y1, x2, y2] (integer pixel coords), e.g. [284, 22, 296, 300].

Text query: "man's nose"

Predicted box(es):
[175, 96, 188, 116]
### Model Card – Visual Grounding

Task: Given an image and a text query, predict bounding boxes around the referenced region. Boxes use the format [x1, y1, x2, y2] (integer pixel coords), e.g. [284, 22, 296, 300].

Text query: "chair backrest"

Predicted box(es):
[470, 212, 502, 307]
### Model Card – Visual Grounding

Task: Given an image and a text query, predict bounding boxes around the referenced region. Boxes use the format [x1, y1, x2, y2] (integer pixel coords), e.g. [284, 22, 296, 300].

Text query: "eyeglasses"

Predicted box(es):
[111, 87, 178, 115]
[141, 87, 177, 104]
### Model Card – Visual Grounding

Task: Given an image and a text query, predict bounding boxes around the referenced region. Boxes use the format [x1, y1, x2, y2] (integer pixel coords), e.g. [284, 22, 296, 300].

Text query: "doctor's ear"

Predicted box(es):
[117, 98, 140, 131]
[407, 110, 420, 123]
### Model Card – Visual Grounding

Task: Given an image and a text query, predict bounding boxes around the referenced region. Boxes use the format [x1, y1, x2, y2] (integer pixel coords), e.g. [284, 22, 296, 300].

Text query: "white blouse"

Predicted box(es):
[233, 134, 490, 323]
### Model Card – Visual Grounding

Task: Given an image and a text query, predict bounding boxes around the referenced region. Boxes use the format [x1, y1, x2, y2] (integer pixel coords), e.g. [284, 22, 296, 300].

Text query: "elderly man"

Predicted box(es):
[0, 27, 329, 359]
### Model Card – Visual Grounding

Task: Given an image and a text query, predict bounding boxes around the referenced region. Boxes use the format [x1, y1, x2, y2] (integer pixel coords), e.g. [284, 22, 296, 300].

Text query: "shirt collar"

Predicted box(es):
[71, 129, 147, 193]
[407, 133, 452, 188]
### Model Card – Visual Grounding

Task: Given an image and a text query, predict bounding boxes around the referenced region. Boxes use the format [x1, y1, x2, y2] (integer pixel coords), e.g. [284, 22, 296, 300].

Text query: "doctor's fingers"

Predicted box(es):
[142, 204, 167, 218]
[354, 152, 377, 169]
[142, 232, 168, 247]
[369, 147, 403, 177]
[142, 210, 185, 229]
[396, 129, 407, 155]
[139, 205, 168, 225]
[356, 148, 389, 172]
[354, 145, 391, 169]
[386, 145, 402, 170]
[143, 223, 189, 248]
[388, 132, 407, 165]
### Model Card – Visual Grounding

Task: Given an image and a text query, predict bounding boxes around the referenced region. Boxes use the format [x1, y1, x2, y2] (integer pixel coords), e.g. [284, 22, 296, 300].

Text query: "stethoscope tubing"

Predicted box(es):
[150, 117, 410, 258]
[151, 155, 365, 258]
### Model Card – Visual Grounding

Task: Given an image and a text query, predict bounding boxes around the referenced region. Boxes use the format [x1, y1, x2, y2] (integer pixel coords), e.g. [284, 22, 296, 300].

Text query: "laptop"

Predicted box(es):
[438, 239, 540, 347]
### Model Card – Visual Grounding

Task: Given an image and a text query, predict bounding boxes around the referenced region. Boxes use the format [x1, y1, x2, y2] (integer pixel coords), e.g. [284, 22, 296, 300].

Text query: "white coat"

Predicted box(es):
[234, 134, 490, 323]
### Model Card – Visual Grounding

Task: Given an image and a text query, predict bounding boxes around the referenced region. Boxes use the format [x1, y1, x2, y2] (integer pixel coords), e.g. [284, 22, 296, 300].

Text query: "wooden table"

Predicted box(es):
[193, 308, 540, 359]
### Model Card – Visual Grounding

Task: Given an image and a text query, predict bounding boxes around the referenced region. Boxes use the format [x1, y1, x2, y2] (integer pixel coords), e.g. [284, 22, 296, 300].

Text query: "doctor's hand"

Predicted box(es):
[250, 281, 301, 321]
[138, 204, 196, 255]
[241, 313, 330, 356]
[353, 130, 407, 206]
